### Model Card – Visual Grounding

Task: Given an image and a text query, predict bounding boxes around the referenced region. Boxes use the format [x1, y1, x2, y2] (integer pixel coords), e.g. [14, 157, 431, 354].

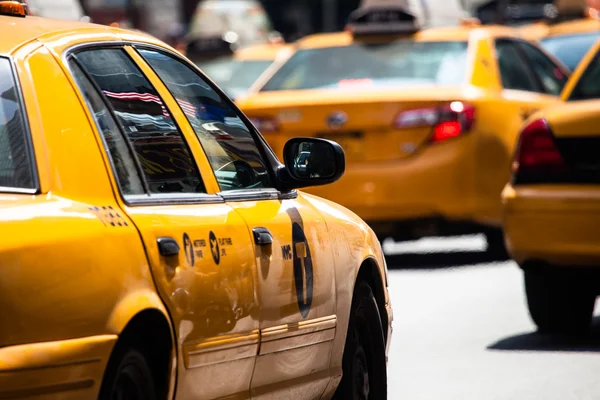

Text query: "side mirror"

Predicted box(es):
[281, 138, 345, 190]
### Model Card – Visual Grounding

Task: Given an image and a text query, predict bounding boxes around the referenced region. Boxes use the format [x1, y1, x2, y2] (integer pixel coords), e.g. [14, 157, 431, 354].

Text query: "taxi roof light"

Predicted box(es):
[0, 1, 27, 17]
[347, 4, 421, 36]
[513, 118, 567, 178]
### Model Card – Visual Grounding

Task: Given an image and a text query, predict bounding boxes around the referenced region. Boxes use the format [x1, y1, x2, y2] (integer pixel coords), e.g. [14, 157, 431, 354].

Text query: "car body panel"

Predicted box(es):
[0, 12, 391, 400]
[502, 41, 600, 268]
[238, 28, 563, 229]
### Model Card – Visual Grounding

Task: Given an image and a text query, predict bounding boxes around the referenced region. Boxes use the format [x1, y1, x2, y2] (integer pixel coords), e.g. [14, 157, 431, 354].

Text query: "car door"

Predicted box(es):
[67, 46, 260, 400]
[136, 47, 338, 399]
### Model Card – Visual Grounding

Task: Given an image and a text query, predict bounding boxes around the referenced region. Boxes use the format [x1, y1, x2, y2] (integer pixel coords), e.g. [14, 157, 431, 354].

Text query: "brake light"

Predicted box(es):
[248, 116, 279, 133]
[393, 101, 476, 143]
[513, 118, 567, 177]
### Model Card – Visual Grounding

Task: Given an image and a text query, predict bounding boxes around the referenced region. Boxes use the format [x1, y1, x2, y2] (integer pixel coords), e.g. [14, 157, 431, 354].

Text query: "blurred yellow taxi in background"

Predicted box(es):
[237, 0, 570, 252]
[502, 39, 600, 335]
[0, 2, 392, 399]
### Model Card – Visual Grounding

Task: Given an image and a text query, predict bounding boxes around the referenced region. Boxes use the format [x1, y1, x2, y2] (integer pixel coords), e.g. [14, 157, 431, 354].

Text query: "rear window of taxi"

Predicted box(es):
[540, 32, 600, 71]
[260, 41, 469, 91]
[0, 58, 35, 191]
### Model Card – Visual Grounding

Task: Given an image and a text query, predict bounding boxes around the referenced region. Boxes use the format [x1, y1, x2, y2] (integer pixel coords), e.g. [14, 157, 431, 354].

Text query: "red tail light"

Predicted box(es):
[248, 116, 279, 133]
[513, 118, 567, 178]
[393, 101, 475, 143]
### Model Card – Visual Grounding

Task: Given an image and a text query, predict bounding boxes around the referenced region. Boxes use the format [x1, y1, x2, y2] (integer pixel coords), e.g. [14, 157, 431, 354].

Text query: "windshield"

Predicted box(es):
[540, 32, 600, 71]
[568, 51, 600, 100]
[260, 41, 469, 92]
[227, 60, 273, 90]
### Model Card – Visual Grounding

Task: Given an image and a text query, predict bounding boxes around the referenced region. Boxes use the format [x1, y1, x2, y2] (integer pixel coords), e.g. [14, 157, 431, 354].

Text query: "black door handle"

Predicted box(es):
[157, 237, 180, 256]
[252, 227, 273, 246]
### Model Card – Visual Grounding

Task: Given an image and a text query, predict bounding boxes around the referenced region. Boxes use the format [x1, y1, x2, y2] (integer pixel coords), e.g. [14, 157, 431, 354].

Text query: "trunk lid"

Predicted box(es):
[238, 85, 477, 162]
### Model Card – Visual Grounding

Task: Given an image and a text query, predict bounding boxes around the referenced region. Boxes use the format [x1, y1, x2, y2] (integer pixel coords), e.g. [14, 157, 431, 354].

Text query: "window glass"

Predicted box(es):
[74, 48, 205, 195]
[541, 32, 600, 71]
[495, 40, 539, 92]
[261, 41, 469, 92]
[0, 58, 34, 189]
[69, 61, 145, 195]
[568, 52, 600, 101]
[138, 48, 273, 191]
[518, 41, 568, 96]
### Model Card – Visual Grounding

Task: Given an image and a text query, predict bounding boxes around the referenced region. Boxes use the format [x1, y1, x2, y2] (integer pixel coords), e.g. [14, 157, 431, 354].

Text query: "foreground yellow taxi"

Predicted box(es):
[502, 39, 600, 334]
[0, 3, 391, 399]
[237, 2, 570, 252]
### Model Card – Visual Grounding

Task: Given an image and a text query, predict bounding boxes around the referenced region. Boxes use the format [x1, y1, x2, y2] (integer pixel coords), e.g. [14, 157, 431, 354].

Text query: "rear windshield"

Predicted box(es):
[0, 58, 34, 190]
[540, 32, 600, 71]
[260, 41, 469, 92]
[568, 52, 600, 101]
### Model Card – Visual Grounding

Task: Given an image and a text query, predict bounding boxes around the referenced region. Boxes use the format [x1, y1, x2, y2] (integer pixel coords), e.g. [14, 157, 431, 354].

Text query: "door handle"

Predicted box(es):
[157, 237, 180, 257]
[252, 227, 273, 246]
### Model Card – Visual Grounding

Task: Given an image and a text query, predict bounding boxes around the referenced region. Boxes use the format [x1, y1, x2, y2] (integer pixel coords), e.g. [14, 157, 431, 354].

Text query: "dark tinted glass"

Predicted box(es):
[569, 52, 600, 101]
[0, 58, 34, 189]
[69, 61, 145, 195]
[518, 41, 568, 95]
[541, 32, 600, 71]
[139, 49, 273, 191]
[74, 49, 205, 195]
[495, 40, 539, 92]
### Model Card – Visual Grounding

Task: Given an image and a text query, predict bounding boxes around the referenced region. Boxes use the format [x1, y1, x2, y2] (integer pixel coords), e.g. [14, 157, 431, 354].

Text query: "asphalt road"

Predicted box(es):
[384, 235, 600, 400]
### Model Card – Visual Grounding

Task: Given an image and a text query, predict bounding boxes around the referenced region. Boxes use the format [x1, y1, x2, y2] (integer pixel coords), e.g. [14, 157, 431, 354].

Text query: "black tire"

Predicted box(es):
[484, 227, 509, 261]
[524, 268, 596, 335]
[98, 346, 156, 400]
[334, 282, 387, 400]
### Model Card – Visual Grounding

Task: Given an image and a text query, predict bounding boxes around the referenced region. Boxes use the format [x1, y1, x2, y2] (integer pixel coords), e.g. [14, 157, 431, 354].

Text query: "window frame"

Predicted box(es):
[494, 38, 546, 94]
[0, 55, 40, 194]
[567, 51, 600, 101]
[131, 44, 294, 202]
[515, 39, 569, 95]
[63, 42, 222, 207]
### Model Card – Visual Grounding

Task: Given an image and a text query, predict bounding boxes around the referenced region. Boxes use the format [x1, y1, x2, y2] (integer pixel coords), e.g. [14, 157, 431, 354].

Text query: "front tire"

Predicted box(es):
[334, 282, 387, 400]
[98, 347, 156, 400]
[524, 267, 596, 335]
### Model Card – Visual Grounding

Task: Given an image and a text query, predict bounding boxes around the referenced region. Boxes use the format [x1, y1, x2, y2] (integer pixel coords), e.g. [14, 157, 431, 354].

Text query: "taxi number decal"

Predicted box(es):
[287, 208, 314, 319]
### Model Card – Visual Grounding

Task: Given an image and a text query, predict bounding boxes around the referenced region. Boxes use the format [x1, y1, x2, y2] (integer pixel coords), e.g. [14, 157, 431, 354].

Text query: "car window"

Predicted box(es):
[72, 48, 206, 195]
[260, 41, 469, 91]
[495, 40, 540, 92]
[138, 48, 274, 192]
[517, 41, 568, 96]
[0, 57, 35, 190]
[69, 61, 145, 195]
[568, 52, 600, 101]
[540, 32, 600, 71]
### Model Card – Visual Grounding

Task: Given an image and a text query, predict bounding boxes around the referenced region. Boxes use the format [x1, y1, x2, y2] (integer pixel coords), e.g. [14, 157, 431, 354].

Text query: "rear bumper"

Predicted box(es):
[0, 335, 116, 399]
[502, 184, 600, 266]
[304, 135, 482, 224]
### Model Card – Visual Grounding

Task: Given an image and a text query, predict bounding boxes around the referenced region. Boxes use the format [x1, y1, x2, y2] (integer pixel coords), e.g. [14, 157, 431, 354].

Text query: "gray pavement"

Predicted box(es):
[384, 237, 600, 400]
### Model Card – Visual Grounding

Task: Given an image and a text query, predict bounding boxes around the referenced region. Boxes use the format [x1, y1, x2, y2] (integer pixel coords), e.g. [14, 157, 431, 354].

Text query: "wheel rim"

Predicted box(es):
[112, 365, 146, 400]
[353, 344, 370, 400]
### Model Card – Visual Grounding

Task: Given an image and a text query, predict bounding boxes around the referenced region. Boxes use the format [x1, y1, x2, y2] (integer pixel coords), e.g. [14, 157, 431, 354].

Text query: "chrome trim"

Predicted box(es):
[218, 189, 281, 202]
[183, 330, 259, 369]
[0, 186, 37, 195]
[259, 315, 337, 355]
[124, 193, 224, 207]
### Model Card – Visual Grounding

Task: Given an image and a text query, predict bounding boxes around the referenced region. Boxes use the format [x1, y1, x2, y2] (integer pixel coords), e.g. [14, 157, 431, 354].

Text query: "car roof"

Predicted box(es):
[517, 18, 600, 40]
[234, 42, 292, 61]
[295, 25, 517, 50]
[0, 14, 155, 55]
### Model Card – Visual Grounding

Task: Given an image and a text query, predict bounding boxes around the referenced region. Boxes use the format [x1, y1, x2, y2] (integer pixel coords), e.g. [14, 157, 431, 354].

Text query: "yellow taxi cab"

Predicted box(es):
[236, 0, 570, 253]
[217, 41, 295, 100]
[502, 38, 600, 335]
[509, 0, 600, 71]
[0, 2, 392, 399]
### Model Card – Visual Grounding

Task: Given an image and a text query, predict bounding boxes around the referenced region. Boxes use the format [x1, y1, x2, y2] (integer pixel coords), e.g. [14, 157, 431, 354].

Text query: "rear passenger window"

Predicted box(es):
[495, 40, 539, 92]
[71, 48, 206, 196]
[0, 58, 35, 190]
[517, 41, 568, 96]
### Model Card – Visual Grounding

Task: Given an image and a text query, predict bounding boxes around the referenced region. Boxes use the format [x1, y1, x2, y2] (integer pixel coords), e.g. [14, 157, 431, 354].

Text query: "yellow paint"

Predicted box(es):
[0, 13, 391, 400]
[237, 26, 563, 229]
